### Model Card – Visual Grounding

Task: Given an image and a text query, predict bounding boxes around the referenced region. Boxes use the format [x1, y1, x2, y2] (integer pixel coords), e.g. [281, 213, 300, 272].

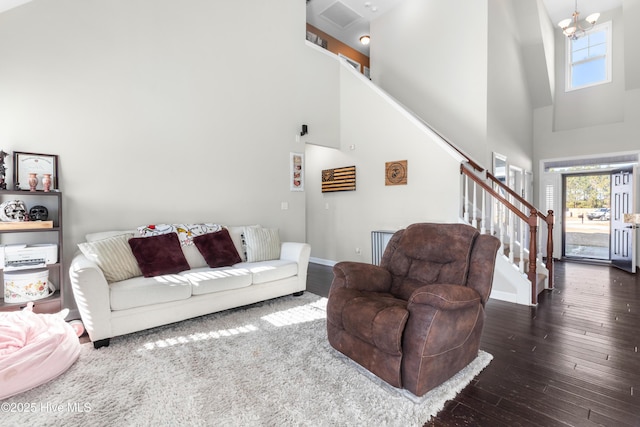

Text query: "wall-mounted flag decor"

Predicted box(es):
[321, 166, 356, 193]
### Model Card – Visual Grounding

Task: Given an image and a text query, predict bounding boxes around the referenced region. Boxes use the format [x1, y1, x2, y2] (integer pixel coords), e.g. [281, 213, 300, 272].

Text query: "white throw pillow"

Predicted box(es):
[78, 233, 142, 282]
[244, 227, 281, 262]
[227, 225, 260, 262]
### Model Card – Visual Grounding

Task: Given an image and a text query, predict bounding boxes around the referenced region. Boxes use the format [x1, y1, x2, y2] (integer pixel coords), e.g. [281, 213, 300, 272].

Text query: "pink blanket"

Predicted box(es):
[0, 303, 81, 400]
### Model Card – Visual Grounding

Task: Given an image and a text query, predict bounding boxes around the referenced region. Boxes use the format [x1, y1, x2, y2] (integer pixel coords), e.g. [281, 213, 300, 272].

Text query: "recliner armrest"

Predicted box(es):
[408, 284, 481, 311]
[331, 261, 392, 293]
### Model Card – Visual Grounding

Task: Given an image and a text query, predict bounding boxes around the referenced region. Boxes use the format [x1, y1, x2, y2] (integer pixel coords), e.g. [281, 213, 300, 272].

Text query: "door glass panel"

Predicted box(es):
[564, 173, 610, 260]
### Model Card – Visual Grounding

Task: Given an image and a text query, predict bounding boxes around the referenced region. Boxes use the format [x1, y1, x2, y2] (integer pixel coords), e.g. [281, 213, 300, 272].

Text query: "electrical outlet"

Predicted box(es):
[355, 247, 361, 255]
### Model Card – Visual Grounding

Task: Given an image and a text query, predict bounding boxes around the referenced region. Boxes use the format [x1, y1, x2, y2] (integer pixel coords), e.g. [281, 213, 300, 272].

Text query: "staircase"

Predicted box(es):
[460, 164, 554, 305]
[327, 52, 554, 305]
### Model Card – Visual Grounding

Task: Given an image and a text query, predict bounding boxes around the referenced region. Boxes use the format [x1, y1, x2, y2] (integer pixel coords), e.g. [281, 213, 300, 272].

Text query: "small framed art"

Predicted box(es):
[290, 152, 304, 191]
[385, 160, 407, 186]
[13, 151, 59, 191]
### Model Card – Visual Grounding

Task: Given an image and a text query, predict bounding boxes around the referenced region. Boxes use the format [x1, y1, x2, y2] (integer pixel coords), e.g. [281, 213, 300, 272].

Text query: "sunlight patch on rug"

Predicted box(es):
[261, 297, 328, 326]
[2, 294, 491, 427]
[139, 323, 260, 351]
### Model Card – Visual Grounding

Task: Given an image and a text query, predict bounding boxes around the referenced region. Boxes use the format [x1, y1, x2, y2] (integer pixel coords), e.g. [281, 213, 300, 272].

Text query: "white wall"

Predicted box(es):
[533, 3, 640, 268]
[534, 6, 640, 162]
[624, 0, 640, 90]
[298, 42, 341, 149]
[370, 0, 489, 165]
[552, 9, 626, 132]
[305, 63, 465, 264]
[487, 0, 534, 172]
[0, 0, 338, 309]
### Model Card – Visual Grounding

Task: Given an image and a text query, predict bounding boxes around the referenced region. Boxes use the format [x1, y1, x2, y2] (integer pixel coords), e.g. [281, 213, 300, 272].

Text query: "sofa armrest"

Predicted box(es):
[408, 284, 481, 311]
[68, 252, 113, 342]
[330, 261, 392, 293]
[280, 242, 311, 290]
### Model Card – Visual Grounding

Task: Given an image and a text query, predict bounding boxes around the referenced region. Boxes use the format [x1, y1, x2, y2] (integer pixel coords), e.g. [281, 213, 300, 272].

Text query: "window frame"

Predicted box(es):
[565, 21, 612, 92]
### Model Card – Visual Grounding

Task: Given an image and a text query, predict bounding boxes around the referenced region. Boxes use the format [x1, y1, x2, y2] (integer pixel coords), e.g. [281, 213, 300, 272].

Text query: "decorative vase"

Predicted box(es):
[42, 174, 52, 192]
[28, 173, 38, 192]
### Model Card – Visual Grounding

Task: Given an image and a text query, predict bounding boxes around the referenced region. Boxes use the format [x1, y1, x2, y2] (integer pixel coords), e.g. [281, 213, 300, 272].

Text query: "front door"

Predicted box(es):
[611, 168, 636, 273]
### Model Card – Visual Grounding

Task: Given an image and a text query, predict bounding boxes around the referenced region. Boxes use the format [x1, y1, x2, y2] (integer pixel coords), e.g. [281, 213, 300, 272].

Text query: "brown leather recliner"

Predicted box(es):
[326, 223, 500, 396]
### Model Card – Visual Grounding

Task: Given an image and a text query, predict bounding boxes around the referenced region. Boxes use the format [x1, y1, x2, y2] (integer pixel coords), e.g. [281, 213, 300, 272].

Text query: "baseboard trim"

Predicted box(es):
[309, 257, 337, 267]
[489, 290, 517, 303]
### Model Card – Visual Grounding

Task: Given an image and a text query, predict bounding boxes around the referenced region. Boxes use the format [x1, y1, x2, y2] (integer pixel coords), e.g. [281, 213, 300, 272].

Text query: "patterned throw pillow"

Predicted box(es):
[243, 227, 281, 262]
[137, 223, 223, 246]
[78, 234, 142, 282]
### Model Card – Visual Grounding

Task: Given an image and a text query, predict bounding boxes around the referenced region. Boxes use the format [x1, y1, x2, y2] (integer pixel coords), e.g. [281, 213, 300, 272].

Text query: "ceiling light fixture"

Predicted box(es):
[557, 0, 600, 40]
[360, 35, 370, 45]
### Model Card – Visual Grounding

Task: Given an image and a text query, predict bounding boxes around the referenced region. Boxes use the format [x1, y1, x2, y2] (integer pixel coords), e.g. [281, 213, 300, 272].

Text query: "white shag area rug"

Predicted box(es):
[2, 293, 492, 427]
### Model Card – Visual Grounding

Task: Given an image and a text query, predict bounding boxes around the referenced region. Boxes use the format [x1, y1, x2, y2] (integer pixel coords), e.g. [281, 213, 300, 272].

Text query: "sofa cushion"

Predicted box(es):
[234, 260, 298, 284]
[181, 267, 253, 296]
[128, 233, 191, 277]
[181, 244, 208, 269]
[77, 233, 142, 282]
[193, 229, 242, 268]
[110, 274, 192, 311]
[244, 227, 281, 262]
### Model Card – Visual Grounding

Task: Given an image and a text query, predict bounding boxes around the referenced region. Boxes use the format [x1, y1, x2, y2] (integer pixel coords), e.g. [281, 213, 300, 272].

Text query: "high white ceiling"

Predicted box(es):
[542, 0, 622, 26]
[306, 0, 403, 56]
[0, 0, 625, 56]
[306, 0, 624, 56]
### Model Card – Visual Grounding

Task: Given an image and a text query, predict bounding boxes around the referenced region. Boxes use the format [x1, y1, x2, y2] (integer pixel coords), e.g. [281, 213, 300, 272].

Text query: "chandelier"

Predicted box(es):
[557, 0, 600, 40]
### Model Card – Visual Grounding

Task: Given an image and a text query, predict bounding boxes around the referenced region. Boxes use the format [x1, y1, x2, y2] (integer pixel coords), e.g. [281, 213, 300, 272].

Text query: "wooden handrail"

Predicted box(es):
[460, 165, 530, 222]
[461, 164, 553, 303]
[429, 129, 484, 172]
[486, 169, 554, 291]
[487, 172, 548, 221]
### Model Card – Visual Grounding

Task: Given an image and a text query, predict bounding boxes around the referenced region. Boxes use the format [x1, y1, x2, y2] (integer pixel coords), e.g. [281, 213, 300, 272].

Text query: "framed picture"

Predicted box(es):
[290, 152, 304, 191]
[385, 160, 408, 186]
[13, 151, 59, 191]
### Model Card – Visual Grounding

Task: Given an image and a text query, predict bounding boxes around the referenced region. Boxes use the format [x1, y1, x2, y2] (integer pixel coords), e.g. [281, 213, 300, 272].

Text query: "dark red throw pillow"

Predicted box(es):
[128, 233, 190, 277]
[193, 229, 242, 268]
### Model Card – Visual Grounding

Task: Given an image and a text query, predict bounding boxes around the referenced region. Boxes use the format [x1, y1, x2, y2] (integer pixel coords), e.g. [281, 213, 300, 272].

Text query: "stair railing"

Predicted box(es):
[338, 62, 555, 298]
[485, 171, 555, 291]
[461, 164, 552, 305]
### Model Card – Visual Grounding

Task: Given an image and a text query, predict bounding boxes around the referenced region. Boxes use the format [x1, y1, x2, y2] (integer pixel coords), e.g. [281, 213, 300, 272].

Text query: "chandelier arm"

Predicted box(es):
[559, 0, 599, 39]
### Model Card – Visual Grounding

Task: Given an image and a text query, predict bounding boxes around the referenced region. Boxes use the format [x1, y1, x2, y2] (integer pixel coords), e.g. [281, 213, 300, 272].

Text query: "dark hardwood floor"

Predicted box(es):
[307, 261, 640, 426]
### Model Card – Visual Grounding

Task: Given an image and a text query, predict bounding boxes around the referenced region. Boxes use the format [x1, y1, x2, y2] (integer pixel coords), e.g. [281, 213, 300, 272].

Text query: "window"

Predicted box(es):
[566, 22, 611, 91]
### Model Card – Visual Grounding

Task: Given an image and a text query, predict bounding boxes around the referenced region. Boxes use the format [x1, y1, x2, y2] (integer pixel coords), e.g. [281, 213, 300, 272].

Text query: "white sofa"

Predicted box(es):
[69, 225, 311, 348]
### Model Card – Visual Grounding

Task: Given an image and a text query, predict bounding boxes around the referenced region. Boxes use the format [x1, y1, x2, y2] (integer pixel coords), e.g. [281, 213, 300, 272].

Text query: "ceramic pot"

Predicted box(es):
[28, 173, 38, 192]
[42, 174, 52, 192]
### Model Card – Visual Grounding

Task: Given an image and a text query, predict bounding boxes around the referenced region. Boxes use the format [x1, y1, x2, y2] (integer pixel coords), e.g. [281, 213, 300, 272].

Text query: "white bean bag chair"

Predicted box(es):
[0, 303, 81, 400]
